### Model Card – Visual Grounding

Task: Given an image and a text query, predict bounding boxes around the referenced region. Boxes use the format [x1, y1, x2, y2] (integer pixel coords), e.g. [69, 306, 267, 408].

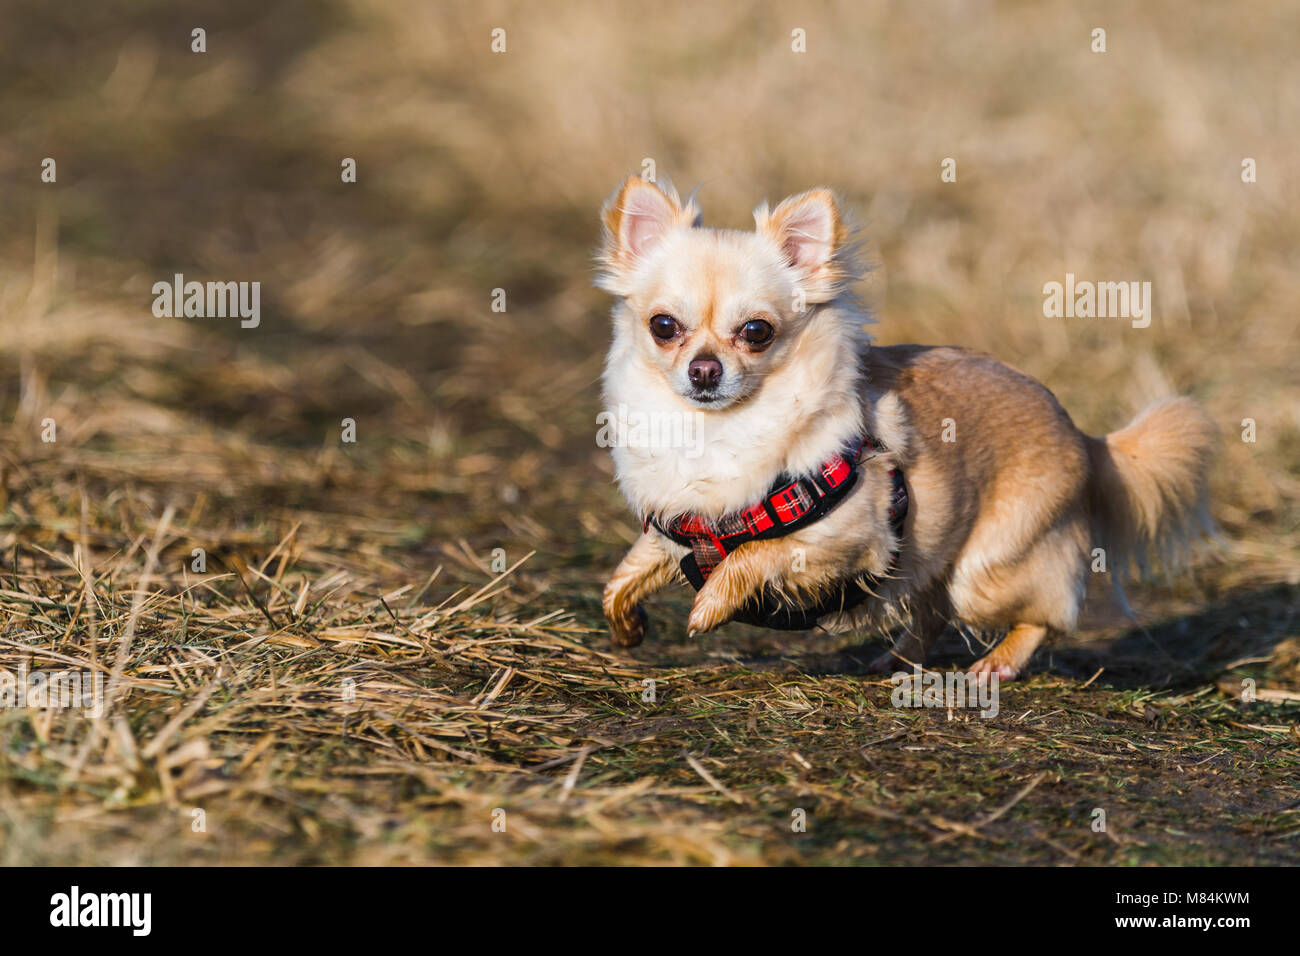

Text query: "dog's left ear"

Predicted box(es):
[755, 188, 852, 303]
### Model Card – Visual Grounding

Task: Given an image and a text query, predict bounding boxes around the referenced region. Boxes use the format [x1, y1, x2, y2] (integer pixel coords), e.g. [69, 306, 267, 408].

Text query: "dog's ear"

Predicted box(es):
[597, 176, 700, 293]
[754, 188, 852, 303]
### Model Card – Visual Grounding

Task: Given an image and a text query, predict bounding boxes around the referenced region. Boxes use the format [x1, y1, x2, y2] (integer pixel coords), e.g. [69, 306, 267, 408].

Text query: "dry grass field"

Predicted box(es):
[1, 0, 1298, 865]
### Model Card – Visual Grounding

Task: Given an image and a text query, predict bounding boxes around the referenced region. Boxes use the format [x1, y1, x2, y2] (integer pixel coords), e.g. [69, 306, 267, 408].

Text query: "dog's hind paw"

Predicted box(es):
[970, 656, 1020, 682]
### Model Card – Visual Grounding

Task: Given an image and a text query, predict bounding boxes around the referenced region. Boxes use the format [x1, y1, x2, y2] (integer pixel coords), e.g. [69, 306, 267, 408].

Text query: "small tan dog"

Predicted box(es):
[597, 176, 1216, 679]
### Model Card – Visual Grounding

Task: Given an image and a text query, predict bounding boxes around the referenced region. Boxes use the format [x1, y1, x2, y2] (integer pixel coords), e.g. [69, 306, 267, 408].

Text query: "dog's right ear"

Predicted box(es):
[597, 176, 699, 294]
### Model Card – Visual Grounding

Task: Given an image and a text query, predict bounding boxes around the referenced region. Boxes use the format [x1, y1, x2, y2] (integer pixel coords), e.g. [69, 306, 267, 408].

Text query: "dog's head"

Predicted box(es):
[597, 177, 856, 411]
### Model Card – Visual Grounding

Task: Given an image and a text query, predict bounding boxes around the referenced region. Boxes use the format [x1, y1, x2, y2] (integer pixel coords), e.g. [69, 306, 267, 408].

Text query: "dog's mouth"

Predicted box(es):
[676, 374, 752, 410]
[682, 386, 746, 410]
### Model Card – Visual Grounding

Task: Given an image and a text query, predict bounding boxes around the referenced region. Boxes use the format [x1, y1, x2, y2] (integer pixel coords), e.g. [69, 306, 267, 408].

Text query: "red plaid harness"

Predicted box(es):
[647, 436, 909, 630]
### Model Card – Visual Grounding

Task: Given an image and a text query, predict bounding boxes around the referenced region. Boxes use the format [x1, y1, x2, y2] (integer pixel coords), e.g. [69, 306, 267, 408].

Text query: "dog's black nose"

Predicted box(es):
[688, 356, 723, 390]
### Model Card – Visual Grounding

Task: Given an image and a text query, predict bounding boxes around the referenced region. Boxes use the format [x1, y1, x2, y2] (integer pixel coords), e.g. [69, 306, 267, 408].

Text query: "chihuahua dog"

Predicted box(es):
[597, 175, 1216, 679]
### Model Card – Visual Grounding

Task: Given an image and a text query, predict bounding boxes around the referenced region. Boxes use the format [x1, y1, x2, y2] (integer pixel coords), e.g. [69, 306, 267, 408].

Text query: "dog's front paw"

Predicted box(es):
[687, 591, 734, 636]
[606, 603, 648, 648]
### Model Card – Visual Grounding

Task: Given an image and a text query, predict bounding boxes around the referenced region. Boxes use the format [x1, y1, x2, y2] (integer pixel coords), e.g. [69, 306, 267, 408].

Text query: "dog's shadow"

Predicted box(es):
[731, 582, 1299, 690]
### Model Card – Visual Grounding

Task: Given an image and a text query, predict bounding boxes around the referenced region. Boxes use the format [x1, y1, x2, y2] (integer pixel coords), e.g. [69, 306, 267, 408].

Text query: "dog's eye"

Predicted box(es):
[649, 314, 680, 340]
[739, 318, 774, 345]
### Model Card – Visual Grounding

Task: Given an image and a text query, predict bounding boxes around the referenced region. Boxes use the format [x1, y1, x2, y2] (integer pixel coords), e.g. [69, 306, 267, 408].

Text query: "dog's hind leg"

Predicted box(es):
[952, 510, 1088, 680]
[970, 623, 1049, 681]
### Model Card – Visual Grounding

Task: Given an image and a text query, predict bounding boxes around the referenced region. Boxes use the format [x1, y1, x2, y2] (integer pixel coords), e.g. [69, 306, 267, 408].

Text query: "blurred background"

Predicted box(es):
[1, 0, 1298, 863]
[3, 1, 1297, 588]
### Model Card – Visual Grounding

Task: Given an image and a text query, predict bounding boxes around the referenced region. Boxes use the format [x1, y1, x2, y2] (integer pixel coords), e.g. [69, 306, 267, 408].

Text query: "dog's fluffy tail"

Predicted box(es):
[1086, 397, 1217, 592]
